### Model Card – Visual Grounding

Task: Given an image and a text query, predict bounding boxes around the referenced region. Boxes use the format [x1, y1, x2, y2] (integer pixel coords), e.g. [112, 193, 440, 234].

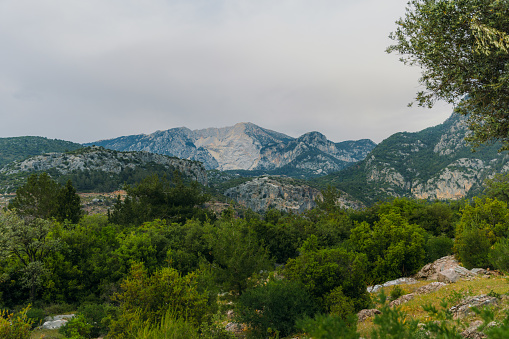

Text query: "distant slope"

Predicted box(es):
[0, 146, 207, 193]
[315, 113, 509, 205]
[87, 122, 376, 178]
[0, 136, 82, 169]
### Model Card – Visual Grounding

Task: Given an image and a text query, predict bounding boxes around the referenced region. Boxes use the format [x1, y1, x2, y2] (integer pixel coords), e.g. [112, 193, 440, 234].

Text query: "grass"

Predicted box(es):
[357, 275, 509, 338]
[30, 328, 64, 339]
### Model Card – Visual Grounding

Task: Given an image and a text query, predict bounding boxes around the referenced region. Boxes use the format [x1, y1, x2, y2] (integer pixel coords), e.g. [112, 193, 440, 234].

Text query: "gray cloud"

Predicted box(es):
[0, 0, 452, 144]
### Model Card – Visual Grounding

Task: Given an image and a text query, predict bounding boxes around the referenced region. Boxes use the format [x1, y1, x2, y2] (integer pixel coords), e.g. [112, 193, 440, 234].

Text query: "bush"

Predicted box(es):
[235, 279, 318, 338]
[324, 287, 355, 320]
[107, 262, 210, 339]
[26, 307, 45, 329]
[425, 234, 454, 263]
[455, 227, 491, 269]
[389, 286, 405, 301]
[489, 237, 509, 272]
[135, 309, 200, 339]
[0, 305, 33, 339]
[59, 314, 92, 339]
[298, 313, 360, 339]
[285, 238, 371, 311]
[76, 303, 110, 337]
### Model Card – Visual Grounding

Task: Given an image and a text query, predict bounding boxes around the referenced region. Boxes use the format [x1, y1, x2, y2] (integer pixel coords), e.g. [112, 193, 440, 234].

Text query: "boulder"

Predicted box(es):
[437, 268, 461, 283]
[40, 314, 74, 330]
[357, 309, 381, 322]
[367, 277, 417, 293]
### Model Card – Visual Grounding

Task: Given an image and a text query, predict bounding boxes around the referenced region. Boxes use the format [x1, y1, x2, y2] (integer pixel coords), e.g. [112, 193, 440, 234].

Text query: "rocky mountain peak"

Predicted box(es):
[87, 123, 376, 177]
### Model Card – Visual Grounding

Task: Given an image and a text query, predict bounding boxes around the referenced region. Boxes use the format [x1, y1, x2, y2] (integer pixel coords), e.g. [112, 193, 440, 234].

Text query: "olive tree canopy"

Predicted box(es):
[387, 0, 509, 149]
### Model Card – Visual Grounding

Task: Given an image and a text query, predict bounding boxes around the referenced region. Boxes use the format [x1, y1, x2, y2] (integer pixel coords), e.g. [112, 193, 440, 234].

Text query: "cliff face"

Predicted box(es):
[0, 147, 208, 186]
[224, 176, 363, 213]
[320, 113, 509, 205]
[88, 123, 376, 177]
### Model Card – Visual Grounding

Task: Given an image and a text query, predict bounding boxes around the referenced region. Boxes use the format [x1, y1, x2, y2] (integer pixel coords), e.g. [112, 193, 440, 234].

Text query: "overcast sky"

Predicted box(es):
[0, 0, 453, 144]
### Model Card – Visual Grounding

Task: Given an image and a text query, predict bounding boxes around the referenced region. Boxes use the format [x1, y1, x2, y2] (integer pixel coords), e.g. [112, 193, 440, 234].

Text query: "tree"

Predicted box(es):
[387, 0, 509, 149]
[108, 174, 210, 226]
[9, 173, 61, 220]
[55, 180, 82, 223]
[9, 173, 82, 223]
[350, 212, 426, 282]
[0, 212, 59, 302]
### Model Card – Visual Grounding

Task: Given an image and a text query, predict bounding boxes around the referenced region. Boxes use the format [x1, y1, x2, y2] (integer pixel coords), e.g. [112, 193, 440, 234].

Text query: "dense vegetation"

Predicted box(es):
[2, 168, 509, 338]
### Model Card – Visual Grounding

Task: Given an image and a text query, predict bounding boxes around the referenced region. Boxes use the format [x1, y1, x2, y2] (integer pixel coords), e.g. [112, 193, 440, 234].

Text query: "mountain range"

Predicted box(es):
[86, 123, 376, 178]
[1, 113, 509, 211]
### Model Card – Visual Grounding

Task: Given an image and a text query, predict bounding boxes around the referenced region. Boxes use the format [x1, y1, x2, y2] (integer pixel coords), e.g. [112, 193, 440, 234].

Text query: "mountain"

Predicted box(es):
[0, 136, 82, 169]
[0, 146, 207, 193]
[317, 113, 509, 205]
[87, 123, 376, 178]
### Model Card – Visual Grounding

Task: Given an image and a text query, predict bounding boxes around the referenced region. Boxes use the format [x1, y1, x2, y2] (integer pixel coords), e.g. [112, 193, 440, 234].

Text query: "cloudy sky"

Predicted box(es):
[0, 0, 453, 144]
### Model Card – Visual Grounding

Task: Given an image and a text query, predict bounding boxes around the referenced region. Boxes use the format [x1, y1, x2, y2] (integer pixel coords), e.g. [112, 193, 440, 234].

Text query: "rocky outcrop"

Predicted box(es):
[1, 147, 208, 186]
[88, 123, 376, 176]
[224, 176, 363, 213]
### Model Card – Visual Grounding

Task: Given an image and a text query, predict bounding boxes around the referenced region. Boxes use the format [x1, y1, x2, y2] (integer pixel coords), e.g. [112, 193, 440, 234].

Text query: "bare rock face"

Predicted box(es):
[225, 176, 364, 213]
[88, 123, 376, 175]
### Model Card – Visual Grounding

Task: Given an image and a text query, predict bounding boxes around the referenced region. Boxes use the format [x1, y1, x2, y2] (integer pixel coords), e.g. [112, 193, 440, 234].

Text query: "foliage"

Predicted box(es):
[298, 313, 360, 339]
[0, 305, 33, 339]
[284, 236, 371, 311]
[454, 197, 509, 268]
[387, 0, 509, 149]
[350, 211, 427, 282]
[389, 286, 405, 302]
[108, 262, 210, 339]
[425, 234, 454, 263]
[108, 174, 210, 226]
[8, 173, 82, 223]
[324, 286, 356, 320]
[134, 309, 200, 339]
[235, 278, 318, 338]
[489, 237, 509, 272]
[0, 212, 59, 302]
[205, 218, 273, 296]
[25, 307, 46, 329]
[484, 172, 509, 203]
[59, 314, 93, 339]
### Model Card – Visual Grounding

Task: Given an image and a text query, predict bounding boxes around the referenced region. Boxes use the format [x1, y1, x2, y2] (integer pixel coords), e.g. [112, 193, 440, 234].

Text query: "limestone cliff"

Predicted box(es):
[318, 113, 509, 205]
[224, 176, 363, 213]
[87, 123, 376, 177]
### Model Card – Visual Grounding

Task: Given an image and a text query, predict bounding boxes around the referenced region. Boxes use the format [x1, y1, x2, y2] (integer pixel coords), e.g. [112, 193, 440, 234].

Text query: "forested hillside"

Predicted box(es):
[0, 136, 82, 169]
[315, 114, 509, 205]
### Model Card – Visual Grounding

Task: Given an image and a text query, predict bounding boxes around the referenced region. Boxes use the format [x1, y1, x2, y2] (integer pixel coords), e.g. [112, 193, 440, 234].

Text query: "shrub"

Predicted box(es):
[389, 286, 405, 301]
[26, 307, 45, 329]
[59, 314, 92, 339]
[425, 234, 454, 263]
[298, 313, 360, 339]
[324, 287, 355, 320]
[235, 279, 318, 338]
[489, 237, 509, 272]
[107, 262, 210, 339]
[0, 305, 33, 339]
[285, 238, 371, 311]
